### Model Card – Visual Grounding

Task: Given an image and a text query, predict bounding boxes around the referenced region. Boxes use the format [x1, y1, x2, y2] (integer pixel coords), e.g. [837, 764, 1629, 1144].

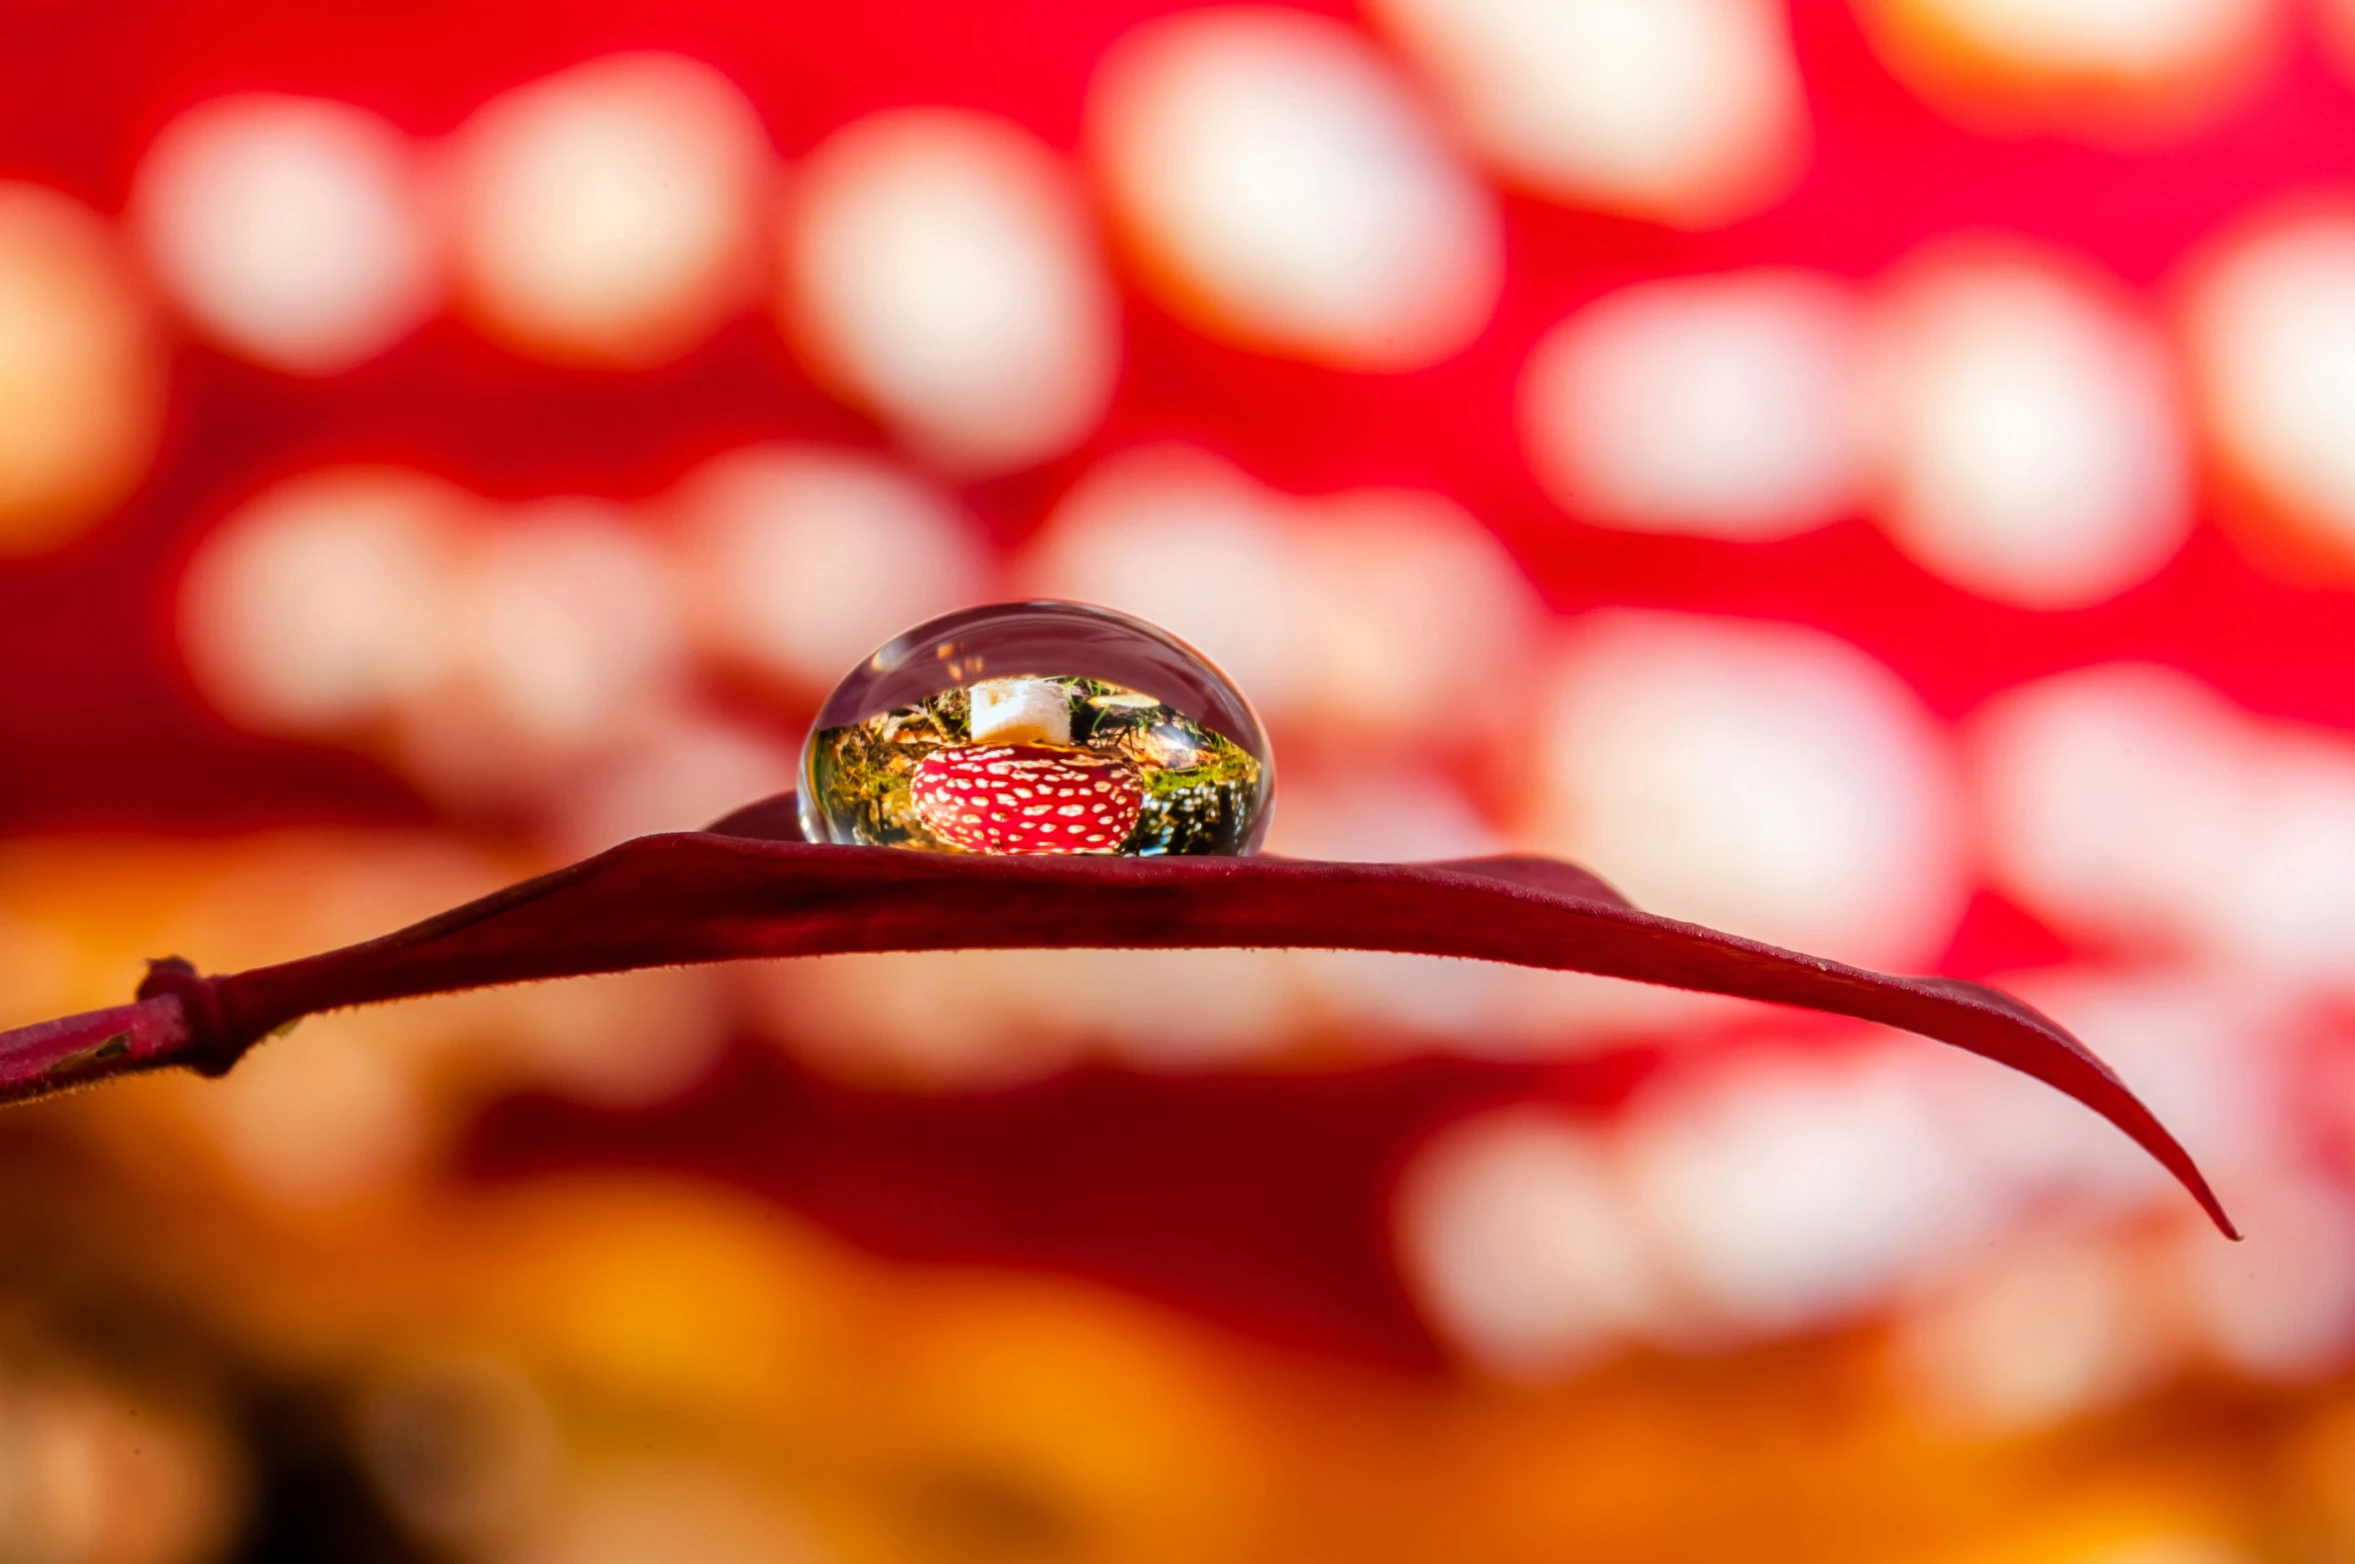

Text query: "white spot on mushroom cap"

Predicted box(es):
[2183, 208, 2355, 566]
[1889, 1224, 2174, 1433]
[194, 1007, 436, 1206]
[1270, 768, 1535, 1047]
[670, 444, 988, 695]
[1620, 1045, 2001, 1342]
[447, 502, 685, 748]
[782, 107, 1119, 474]
[179, 466, 470, 734]
[1370, 0, 1807, 226]
[1865, 242, 2192, 609]
[1971, 662, 2355, 988]
[1902, 0, 2265, 77]
[1291, 487, 1543, 746]
[2173, 1170, 2355, 1383]
[1519, 269, 1868, 541]
[1919, 966, 2298, 1215]
[390, 500, 687, 808]
[542, 705, 798, 859]
[1856, 0, 2277, 141]
[745, 945, 1300, 1085]
[1970, 662, 2251, 957]
[131, 93, 441, 375]
[1088, 7, 1503, 369]
[1024, 445, 1539, 746]
[0, 182, 164, 553]
[1395, 1108, 1663, 1379]
[1023, 446, 1310, 714]
[1521, 610, 1967, 971]
[1401, 1040, 2028, 1374]
[452, 53, 770, 367]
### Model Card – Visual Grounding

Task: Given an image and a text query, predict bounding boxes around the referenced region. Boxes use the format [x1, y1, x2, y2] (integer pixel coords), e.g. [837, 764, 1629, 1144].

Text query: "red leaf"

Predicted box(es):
[0, 796, 2236, 1238]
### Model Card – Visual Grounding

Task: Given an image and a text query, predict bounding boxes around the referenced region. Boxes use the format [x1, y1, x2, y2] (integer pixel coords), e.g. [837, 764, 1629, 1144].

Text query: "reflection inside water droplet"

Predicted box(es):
[800, 601, 1274, 855]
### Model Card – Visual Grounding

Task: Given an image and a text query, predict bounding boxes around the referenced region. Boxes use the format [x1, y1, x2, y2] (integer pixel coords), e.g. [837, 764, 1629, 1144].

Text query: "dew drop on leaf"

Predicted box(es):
[799, 600, 1275, 856]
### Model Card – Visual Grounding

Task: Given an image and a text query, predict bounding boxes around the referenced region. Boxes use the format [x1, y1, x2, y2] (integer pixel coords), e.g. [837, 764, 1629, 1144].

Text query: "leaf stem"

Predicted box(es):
[0, 993, 192, 1104]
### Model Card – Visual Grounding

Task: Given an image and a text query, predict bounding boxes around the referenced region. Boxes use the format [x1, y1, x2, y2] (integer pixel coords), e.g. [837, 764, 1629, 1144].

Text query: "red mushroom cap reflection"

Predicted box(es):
[909, 743, 1146, 854]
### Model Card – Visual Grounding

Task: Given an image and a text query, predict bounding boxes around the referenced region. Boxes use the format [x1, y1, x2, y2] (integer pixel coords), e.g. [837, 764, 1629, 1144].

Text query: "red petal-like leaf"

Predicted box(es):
[0, 796, 2236, 1237]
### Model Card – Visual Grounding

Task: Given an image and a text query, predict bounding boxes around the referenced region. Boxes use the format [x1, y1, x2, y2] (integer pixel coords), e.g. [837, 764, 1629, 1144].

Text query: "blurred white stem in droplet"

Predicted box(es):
[967, 677, 1075, 746]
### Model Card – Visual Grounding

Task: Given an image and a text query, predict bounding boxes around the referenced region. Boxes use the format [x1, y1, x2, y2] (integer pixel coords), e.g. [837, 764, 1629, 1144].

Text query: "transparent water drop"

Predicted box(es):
[801, 600, 1274, 855]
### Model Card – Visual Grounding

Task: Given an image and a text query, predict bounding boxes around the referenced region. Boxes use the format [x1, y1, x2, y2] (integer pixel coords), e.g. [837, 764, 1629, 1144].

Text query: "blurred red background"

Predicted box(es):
[8, 0, 2355, 1560]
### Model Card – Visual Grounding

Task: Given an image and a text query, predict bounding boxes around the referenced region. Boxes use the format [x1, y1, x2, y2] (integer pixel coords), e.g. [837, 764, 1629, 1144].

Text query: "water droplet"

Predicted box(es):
[800, 601, 1274, 855]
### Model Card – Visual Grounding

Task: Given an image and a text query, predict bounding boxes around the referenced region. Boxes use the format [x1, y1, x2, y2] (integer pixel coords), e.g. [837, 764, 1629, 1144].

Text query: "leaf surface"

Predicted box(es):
[0, 796, 2235, 1237]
